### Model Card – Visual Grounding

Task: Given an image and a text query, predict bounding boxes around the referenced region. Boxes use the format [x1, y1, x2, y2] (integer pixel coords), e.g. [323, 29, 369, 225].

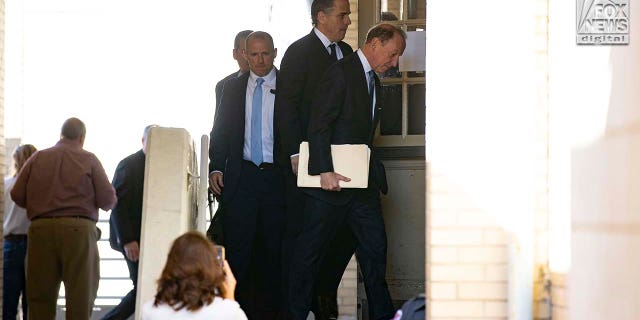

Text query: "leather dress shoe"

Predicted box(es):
[311, 293, 338, 320]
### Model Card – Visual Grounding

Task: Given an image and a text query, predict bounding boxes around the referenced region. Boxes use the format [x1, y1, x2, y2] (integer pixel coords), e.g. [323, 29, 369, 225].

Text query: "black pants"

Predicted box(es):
[223, 162, 285, 318]
[281, 172, 356, 304]
[101, 253, 138, 320]
[288, 189, 393, 320]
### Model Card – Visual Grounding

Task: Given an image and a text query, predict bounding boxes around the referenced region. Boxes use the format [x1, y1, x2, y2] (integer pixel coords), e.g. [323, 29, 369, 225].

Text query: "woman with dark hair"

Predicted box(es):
[142, 231, 247, 319]
[3, 144, 37, 320]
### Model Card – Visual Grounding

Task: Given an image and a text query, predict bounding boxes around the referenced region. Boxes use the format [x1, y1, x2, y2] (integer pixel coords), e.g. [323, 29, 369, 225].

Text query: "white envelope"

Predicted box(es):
[297, 142, 370, 188]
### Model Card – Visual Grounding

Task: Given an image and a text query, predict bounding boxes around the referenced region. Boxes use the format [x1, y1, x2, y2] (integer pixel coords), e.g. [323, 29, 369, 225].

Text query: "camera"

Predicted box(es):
[215, 245, 225, 267]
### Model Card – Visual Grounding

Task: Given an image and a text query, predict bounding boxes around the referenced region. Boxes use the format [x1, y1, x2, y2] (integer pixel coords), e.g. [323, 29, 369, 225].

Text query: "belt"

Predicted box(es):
[243, 160, 274, 170]
[31, 215, 96, 222]
[4, 234, 27, 241]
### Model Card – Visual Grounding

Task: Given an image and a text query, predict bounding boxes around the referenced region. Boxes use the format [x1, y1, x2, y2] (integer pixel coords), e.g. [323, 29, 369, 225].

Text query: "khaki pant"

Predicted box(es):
[26, 217, 100, 320]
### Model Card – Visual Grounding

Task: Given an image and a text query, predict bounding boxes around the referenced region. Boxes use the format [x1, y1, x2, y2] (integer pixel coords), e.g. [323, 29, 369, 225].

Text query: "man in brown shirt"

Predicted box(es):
[11, 117, 117, 320]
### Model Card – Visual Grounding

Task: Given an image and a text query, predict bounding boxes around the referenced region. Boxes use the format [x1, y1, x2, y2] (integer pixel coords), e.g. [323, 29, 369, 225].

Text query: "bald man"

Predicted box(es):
[11, 117, 116, 320]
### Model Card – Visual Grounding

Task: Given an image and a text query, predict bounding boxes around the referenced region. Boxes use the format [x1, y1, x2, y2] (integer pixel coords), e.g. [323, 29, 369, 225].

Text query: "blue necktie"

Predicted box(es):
[251, 78, 265, 166]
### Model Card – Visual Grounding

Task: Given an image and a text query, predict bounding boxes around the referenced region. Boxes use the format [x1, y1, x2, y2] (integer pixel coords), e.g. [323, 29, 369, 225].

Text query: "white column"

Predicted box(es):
[135, 127, 197, 319]
[549, 1, 640, 319]
[426, 0, 538, 318]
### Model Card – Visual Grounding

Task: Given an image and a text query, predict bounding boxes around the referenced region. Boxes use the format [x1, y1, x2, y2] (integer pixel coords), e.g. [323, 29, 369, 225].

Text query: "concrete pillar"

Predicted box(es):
[135, 127, 198, 319]
[548, 1, 640, 319]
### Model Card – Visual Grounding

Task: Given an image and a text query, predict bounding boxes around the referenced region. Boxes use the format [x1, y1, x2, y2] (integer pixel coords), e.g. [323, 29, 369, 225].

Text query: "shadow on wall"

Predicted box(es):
[568, 23, 640, 320]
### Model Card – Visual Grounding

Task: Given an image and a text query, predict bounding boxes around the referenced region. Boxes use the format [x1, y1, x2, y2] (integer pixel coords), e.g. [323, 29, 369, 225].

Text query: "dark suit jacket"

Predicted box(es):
[209, 71, 243, 173]
[306, 53, 388, 205]
[109, 149, 145, 251]
[209, 71, 280, 202]
[214, 71, 240, 120]
[275, 30, 353, 168]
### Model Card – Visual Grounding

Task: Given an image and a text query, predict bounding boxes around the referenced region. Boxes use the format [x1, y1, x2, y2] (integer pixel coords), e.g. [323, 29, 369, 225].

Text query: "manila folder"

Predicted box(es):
[297, 142, 370, 188]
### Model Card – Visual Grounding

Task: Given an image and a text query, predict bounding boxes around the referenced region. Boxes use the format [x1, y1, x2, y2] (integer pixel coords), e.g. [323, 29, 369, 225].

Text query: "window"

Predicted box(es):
[372, 0, 426, 149]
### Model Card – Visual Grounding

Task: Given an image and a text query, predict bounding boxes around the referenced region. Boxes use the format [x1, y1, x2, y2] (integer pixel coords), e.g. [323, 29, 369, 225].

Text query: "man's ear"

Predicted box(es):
[371, 37, 381, 50]
[317, 11, 327, 25]
[232, 48, 239, 60]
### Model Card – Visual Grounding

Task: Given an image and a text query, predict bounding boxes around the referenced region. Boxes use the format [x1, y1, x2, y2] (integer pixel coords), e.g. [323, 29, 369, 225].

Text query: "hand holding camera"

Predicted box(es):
[221, 260, 237, 300]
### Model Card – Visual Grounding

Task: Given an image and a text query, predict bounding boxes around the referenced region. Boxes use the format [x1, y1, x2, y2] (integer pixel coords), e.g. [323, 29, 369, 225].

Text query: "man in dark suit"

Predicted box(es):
[275, 1, 356, 317]
[103, 125, 156, 320]
[288, 24, 406, 320]
[207, 30, 253, 246]
[214, 29, 253, 117]
[209, 31, 284, 319]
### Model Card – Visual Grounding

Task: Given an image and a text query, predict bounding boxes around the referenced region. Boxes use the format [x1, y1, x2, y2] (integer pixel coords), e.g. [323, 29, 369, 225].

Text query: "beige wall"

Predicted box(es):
[426, 0, 545, 318]
[548, 0, 640, 318]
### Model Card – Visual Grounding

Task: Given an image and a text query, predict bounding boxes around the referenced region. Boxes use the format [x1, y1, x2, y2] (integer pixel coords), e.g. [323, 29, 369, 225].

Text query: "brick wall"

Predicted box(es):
[337, 256, 357, 318]
[426, 0, 550, 318]
[426, 178, 510, 318]
[550, 272, 567, 319]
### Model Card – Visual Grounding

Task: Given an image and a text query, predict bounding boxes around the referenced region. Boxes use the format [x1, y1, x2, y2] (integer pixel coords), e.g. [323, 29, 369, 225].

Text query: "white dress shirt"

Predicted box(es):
[314, 28, 344, 60]
[244, 67, 277, 164]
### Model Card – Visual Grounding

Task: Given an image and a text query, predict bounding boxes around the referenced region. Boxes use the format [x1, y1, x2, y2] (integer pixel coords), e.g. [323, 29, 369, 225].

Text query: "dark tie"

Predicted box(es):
[368, 70, 376, 120]
[251, 78, 265, 165]
[328, 43, 338, 62]
[368, 70, 375, 101]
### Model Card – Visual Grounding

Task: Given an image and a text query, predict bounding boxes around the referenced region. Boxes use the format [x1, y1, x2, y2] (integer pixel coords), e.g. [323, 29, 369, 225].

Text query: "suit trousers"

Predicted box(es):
[288, 189, 394, 320]
[281, 170, 356, 303]
[101, 253, 138, 320]
[223, 161, 285, 317]
[281, 170, 304, 305]
[26, 217, 100, 320]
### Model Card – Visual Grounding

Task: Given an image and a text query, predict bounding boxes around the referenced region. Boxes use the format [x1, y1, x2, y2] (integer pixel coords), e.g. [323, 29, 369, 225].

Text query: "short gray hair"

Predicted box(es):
[245, 31, 275, 51]
[61, 117, 86, 140]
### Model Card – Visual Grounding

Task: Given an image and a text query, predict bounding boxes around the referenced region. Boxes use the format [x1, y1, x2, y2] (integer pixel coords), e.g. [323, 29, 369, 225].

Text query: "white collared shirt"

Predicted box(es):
[314, 28, 344, 60]
[244, 68, 277, 163]
[356, 49, 376, 119]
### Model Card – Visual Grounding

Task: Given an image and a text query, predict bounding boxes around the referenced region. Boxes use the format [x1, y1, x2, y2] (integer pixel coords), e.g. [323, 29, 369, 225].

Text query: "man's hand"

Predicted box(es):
[123, 241, 140, 262]
[291, 155, 299, 175]
[209, 172, 224, 196]
[320, 172, 351, 191]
